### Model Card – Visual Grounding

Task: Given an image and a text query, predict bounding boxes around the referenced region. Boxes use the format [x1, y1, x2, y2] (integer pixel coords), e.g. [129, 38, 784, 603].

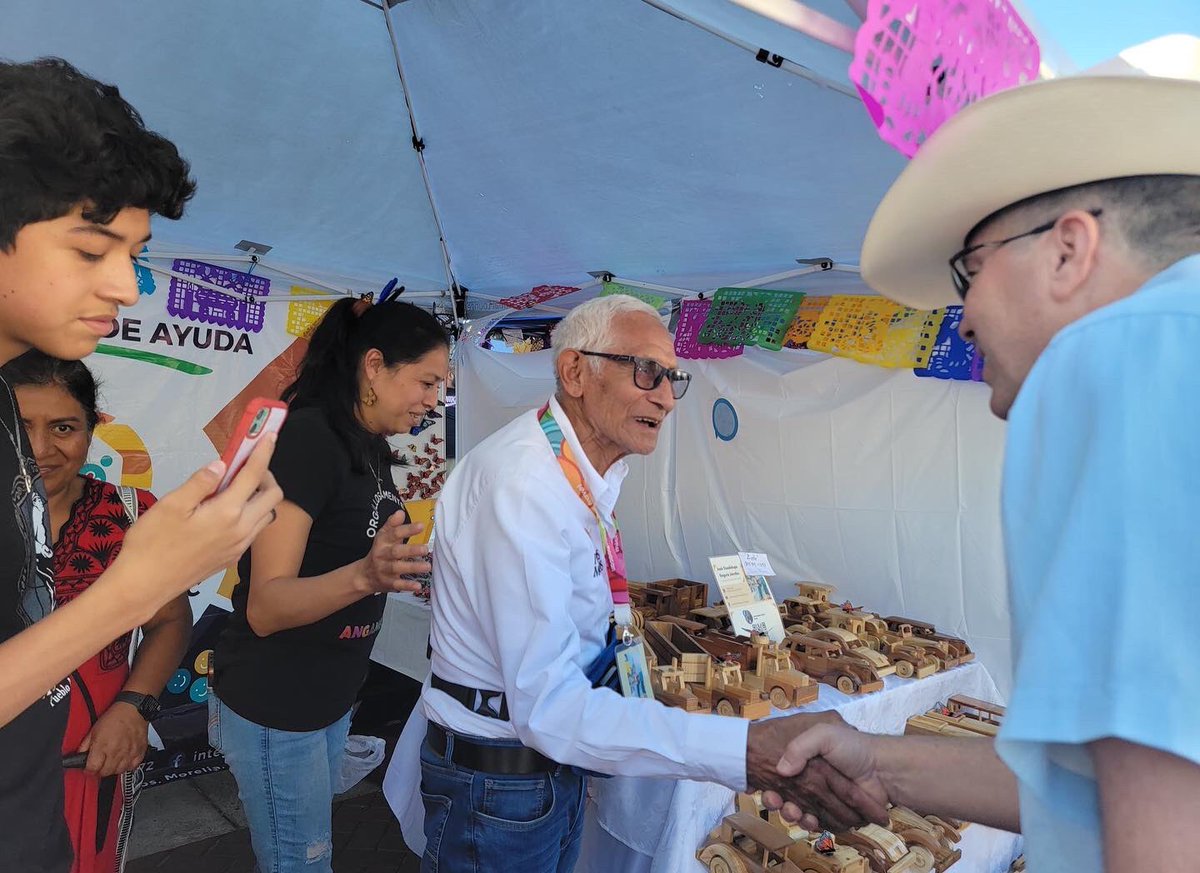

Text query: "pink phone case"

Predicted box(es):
[216, 399, 288, 493]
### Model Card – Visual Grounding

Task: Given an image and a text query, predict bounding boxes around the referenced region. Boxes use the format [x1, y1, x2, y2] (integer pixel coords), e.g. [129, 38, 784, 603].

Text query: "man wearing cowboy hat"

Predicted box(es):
[762, 74, 1200, 872]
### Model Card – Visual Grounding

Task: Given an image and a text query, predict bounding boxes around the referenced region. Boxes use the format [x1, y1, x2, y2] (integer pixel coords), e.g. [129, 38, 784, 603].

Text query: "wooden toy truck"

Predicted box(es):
[690, 660, 772, 719]
[740, 637, 819, 709]
[649, 658, 708, 713]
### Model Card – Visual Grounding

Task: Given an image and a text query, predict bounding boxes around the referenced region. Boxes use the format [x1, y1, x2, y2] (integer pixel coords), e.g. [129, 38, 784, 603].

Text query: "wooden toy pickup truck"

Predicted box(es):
[740, 637, 819, 709]
[689, 660, 772, 719]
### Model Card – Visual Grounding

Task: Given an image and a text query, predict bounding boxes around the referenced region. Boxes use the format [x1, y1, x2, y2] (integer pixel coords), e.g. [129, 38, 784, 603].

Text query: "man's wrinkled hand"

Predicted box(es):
[760, 720, 891, 830]
[746, 711, 889, 832]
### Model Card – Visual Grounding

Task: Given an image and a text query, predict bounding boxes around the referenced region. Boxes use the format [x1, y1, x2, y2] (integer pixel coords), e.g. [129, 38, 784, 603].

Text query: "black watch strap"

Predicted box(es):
[115, 691, 161, 722]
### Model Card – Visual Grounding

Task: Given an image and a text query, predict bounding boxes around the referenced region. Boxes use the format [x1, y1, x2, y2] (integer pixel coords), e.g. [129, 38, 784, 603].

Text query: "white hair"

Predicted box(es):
[551, 294, 663, 390]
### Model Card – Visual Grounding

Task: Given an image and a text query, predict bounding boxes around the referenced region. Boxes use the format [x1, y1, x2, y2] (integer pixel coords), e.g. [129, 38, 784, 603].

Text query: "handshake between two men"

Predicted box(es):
[743, 711, 1020, 836]
[745, 712, 889, 833]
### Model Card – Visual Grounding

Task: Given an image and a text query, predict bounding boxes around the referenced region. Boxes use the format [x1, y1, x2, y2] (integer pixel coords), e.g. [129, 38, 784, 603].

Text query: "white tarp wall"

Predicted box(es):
[458, 340, 1013, 697]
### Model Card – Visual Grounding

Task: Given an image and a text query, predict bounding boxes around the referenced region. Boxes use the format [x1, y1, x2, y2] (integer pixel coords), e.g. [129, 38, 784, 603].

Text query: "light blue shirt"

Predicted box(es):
[997, 253, 1200, 872]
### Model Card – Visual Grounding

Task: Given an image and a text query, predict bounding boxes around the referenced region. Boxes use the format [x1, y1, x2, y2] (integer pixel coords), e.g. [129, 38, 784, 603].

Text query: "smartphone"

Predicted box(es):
[214, 398, 288, 493]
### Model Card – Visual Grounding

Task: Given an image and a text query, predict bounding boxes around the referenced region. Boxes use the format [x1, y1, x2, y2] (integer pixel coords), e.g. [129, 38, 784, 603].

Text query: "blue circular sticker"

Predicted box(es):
[189, 677, 209, 703]
[712, 398, 738, 442]
[167, 669, 190, 694]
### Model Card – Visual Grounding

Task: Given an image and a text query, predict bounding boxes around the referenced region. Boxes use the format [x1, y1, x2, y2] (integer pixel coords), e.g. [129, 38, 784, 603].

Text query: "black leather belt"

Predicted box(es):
[426, 722, 558, 776]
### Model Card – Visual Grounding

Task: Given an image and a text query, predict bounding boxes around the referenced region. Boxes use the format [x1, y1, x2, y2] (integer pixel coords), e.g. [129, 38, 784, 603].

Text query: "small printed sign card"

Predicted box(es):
[708, 554, 786, 642]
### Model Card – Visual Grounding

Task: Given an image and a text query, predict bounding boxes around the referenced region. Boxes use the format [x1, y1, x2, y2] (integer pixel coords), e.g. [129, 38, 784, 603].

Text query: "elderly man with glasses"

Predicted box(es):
[403, 294, 884, 873]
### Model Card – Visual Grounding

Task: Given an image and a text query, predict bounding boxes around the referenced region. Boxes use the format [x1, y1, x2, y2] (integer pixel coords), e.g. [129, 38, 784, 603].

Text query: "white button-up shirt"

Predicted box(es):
[422, 395, 748, 789]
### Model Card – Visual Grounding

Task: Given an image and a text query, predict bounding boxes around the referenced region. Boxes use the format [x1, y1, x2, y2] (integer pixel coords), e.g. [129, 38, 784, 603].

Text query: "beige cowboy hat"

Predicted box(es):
[861, 75, 1200, 310]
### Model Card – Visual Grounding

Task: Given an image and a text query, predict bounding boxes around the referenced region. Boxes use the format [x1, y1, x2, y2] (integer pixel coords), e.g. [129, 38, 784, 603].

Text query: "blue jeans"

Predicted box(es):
[419, 728, 587, 873]
[208, 694, 352, 873]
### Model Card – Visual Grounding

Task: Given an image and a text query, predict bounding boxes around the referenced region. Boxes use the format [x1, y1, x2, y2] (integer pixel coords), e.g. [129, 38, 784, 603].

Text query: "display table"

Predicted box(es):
[577, 661, 1023, 873]
[369, 592, 431, 682]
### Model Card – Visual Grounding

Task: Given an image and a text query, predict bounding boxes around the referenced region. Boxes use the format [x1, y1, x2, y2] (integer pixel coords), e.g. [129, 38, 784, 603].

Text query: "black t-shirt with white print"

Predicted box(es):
[214, 407, 406, 731]
[0, 381, 72, 873]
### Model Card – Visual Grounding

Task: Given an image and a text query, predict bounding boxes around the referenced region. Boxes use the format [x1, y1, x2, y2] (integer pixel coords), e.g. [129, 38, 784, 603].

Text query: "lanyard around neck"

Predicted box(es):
[537, 403, 632, 629]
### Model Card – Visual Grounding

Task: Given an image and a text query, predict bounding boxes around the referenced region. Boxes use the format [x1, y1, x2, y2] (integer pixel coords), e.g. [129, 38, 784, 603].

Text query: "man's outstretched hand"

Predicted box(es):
[746, 712, 889, 832]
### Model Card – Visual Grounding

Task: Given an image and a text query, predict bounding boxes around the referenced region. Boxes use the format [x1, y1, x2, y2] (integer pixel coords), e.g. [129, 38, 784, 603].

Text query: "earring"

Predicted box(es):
[363, 385, 378, 407]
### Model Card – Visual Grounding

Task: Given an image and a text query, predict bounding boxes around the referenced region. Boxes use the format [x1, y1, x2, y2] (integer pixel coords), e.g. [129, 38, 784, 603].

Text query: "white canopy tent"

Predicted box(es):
[0, 0, 1078, 694]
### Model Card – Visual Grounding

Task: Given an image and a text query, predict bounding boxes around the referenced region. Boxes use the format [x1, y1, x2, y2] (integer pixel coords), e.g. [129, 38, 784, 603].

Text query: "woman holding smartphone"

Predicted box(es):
[211, 296, 449, 873]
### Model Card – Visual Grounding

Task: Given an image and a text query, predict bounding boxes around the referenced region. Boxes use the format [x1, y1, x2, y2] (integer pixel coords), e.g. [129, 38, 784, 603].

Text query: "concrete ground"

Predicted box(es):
[125, 768, 418, 872]
[126, 663, 422, 871]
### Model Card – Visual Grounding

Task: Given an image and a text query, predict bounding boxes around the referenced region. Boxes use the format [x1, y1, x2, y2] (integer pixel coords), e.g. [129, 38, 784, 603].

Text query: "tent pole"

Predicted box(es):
[250, 259, 358, 296]
[723, 264, 825, 289]
[637, 0, 859, 98]
[605, 277, 693, 298]
[142, 251, 257, 265]
[380, 1, 464, 337]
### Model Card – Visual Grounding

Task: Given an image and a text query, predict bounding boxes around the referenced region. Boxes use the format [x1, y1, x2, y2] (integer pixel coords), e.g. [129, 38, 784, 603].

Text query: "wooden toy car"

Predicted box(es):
[698, 812, 871, 873]
[698, 812, 806, 873]
[858, 621, 942, 678]
[887, 806, 963, 872]
[690, 660, 772, 719]
[839, 823, 936, 873]
[804, 627, 898, 679]
[741, 637, 819, 709]
[732, 794, 872, 873]
[797, 582, 836, 604]
[881, 616, 974, 664]
[780, 636, 885, 695]
[784, 582, 837, 620]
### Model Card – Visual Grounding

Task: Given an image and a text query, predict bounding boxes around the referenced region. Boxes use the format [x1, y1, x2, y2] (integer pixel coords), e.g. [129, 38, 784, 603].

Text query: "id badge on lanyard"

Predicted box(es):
[539, 403, 654, 700]
[599, 524, 654, 700]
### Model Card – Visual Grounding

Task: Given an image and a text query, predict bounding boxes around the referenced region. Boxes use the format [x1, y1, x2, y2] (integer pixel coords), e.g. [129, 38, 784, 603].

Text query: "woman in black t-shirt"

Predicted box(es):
[211, 297, 448, 873]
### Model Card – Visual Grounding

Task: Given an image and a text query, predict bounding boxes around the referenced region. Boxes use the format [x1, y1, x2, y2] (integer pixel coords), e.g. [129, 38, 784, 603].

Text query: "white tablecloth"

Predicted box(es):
[369, 592, 431, 682]
[577, 661, 1023, 873]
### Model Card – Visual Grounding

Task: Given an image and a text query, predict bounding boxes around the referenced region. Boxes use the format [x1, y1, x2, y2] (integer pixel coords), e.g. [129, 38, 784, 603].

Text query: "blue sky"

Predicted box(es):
[1024, 0, 1200, 68]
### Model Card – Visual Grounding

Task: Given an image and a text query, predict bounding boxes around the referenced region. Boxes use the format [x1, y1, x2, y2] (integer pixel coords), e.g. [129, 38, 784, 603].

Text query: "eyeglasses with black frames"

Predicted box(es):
[948, 208, 1103, 299]
[578, 351, 691, 400]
